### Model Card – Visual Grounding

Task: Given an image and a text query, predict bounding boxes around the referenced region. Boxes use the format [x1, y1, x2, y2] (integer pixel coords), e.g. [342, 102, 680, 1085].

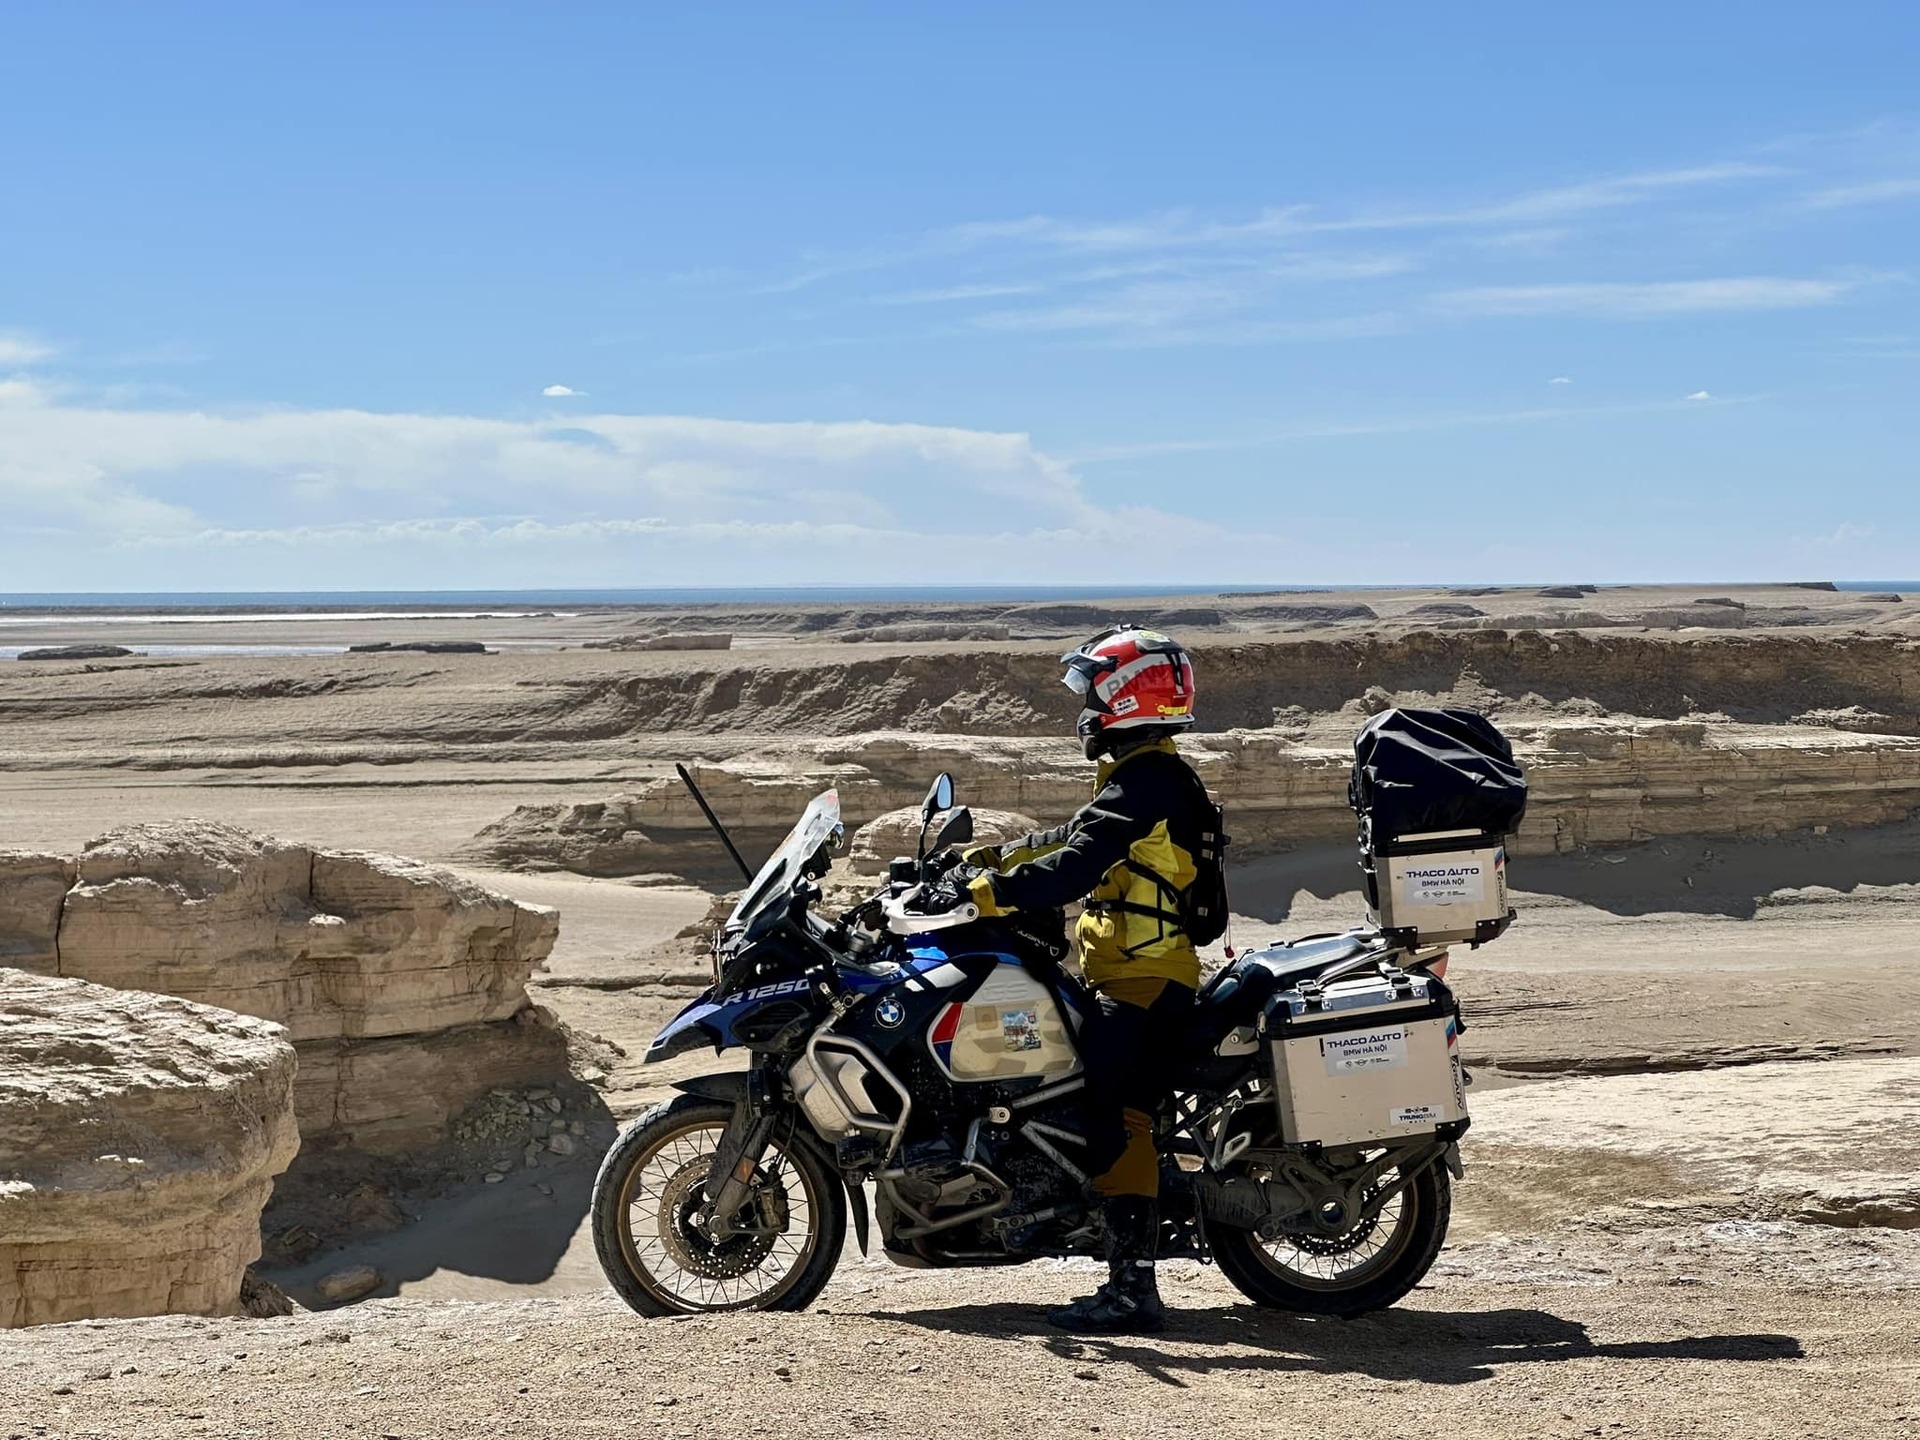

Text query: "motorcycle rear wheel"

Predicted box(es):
[1210, 1164, 1450, 1317]
[592, 1095, 846, 1317]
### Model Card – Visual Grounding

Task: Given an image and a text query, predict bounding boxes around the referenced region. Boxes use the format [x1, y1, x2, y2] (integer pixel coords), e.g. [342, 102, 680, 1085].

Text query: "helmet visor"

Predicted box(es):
[1059, 650, 1115, 702]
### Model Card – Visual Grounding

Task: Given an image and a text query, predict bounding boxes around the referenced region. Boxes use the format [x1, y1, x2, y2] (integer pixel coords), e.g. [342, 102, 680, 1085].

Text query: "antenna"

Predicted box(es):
[675, 763, 754, 882]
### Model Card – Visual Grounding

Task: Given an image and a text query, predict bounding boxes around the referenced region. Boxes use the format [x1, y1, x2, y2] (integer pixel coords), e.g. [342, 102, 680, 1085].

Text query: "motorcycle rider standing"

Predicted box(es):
[950, 626, 1215, 1334]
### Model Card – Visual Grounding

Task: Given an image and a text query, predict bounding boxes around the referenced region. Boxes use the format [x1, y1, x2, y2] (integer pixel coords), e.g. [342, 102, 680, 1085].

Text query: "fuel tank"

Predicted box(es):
[833, 941, 1086, 1084]
[931, 959, 1081, 1082]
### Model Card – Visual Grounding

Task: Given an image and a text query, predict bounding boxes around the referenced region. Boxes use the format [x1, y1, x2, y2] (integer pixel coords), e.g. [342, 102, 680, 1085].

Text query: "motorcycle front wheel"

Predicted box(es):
[1210, 1163, 1450, 1318]
[591, 1094, 846, 1316]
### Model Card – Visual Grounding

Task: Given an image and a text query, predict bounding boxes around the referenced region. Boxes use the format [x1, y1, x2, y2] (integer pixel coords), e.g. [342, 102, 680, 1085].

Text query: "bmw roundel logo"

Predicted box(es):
[874, 996, 906, 1029]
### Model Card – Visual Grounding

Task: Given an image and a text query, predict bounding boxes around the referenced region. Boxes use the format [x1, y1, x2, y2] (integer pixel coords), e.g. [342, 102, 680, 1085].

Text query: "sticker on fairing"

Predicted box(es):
[1000, 1008, 1042, 1052]
[1397, 861, 1486, 907]
[1391, 1104, 1441, 1127]
[1320, 1027, 1410, 1075]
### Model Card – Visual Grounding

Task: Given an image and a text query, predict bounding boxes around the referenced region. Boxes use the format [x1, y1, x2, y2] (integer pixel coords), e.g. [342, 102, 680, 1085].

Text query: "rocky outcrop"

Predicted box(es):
[0, 851, 70, 971]
[0, 969, 299, 1327]
[1509, 721, 1920, 851]
[346, 641, 490, 654]
[15, 822, 563, 1153]
[584, 632, 733, 651]
[471, 722, 1920, 876]
[848, 806, 1040, 875]
[459, 632, 1920, 743]
[839, 623, 1012, 643]
[470, 739, 1091, 878]
[15, 644, 135, 661]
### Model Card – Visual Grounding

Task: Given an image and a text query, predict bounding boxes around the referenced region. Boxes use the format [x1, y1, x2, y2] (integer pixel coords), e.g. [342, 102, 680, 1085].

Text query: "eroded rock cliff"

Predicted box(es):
[470, 723, 1920, 877]
[0, 969, 299, 1327]
[10, 822, 564, 1154]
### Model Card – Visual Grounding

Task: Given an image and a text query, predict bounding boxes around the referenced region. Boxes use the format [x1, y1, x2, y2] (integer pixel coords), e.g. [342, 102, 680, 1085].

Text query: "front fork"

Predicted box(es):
[703, 1069, 780, 1241]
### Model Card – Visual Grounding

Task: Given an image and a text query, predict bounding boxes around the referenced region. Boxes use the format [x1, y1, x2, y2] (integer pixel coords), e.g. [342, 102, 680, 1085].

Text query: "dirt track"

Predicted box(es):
[4, 1262, 1918, 1440]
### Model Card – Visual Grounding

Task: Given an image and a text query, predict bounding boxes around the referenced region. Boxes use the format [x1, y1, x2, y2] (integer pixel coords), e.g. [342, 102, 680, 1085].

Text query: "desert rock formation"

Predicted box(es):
[847, 805, 1040, 875]
[472, 722, 1920, 878]
[0, 969, 299, 1327]
[6, 822, 564, 1153]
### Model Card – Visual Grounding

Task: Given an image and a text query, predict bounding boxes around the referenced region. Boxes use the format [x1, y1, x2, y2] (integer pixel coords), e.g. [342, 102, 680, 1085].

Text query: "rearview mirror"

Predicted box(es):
[922, 772, 955, 820]
[917, 772, 957, 866]
[930, 806, 974, 852]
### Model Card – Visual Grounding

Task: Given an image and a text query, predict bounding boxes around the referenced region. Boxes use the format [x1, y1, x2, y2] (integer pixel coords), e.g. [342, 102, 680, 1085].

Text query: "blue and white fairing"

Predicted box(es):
[643, 944, 972, 1063]
[644, 940, 1087, 1069]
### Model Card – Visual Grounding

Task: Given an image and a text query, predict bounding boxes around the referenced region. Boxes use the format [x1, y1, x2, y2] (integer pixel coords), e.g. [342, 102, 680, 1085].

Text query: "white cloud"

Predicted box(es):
[1549, 376, 1572, 385]
[0, 333, 53, 366]
[0, 383, 1252, 587]
[1066, 394, 1753, 462]
[1316, 163, 1783, 233]
[869, 283, 1047, 306]
[1803, 177, 1920, 209]
[1686, 390, 1713, 401]
[1794, 520, 1875, 548]
[926, 164, 1781, 258]
[965, 257, 1411, 342]
[1428, 277, 1854, 319]
[541, 384, 582, 397]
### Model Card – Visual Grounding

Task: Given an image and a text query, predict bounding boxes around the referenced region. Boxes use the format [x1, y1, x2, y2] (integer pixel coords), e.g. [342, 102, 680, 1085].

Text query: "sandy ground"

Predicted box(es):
[5, 589, 1919, 1437]
[2, 1265, 1917, 1439]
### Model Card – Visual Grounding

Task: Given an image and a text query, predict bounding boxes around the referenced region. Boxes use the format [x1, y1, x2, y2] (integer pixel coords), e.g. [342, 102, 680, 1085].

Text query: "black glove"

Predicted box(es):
[911, 865, 987, 913]
[921, 846, 965, 878]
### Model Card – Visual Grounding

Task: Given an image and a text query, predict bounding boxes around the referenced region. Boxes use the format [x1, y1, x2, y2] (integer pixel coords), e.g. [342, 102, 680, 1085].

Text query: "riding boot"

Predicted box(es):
[1046, 1195, 1166, 1334]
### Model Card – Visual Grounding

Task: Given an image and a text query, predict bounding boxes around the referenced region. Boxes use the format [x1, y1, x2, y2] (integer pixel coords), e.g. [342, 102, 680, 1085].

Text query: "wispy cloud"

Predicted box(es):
[738, 152, 1828, 347]
[869, 283, 1047, 306]
[1794, 520, 1876, 548]
[0, 333, 54, 366]
[1803, 177, 1920, 209]
[1549, 376, 1573, 385]
[961, 255, 1413, 342]
[1817, 334, 1920, 360]
[1686, 390, 1713, 401]
[1428, 276, 1856, 319]
[1315, 163, 1784, 233]
[541, 384, 583, 397]
[1066, 393, 1752, 463]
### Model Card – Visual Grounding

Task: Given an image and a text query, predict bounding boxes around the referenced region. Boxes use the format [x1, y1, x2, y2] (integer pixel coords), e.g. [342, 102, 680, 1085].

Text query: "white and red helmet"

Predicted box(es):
[1060, 626, 1197, 755]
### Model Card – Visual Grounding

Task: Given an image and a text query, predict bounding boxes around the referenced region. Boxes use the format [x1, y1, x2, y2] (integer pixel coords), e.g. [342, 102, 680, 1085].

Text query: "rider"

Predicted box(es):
[949, 626, 1213, 1334]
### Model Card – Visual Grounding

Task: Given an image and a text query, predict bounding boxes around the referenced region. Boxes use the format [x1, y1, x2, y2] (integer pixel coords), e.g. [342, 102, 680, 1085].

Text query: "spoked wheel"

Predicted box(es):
[591, 1095, 846, 1316]
[1210, 1162, 1451, 1317]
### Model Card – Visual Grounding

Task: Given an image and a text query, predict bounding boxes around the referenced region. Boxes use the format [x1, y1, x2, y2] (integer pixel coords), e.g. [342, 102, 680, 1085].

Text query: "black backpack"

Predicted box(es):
[1118, 770, 1233, 948]
[1182, 787, 1233, 946]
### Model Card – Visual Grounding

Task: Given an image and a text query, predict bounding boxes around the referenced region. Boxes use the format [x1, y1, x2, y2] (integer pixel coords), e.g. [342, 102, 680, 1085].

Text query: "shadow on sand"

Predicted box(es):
[876, 1300, 1803, 1387]
[263, 1087, 619, 1305]
[1230, 819, 1920, 926]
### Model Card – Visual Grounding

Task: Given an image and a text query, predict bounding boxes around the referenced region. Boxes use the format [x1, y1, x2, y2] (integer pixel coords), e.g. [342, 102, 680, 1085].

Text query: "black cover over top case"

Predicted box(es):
[1348, 707, 1529, 842]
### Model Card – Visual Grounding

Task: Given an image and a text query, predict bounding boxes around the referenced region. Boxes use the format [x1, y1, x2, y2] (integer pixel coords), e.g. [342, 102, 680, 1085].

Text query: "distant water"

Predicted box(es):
[0, 582, 1908, 613]
[0, 644, 348, 659]
[0, 585, 1246, 612]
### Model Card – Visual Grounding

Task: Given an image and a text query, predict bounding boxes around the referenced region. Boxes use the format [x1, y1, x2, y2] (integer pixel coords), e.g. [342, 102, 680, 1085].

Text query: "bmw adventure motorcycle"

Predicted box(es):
[591, 770, 1470, 1319]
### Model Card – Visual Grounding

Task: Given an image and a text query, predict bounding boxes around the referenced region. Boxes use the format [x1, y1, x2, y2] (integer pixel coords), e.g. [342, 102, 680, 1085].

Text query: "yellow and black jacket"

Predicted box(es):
[965, 738, 1210, 990]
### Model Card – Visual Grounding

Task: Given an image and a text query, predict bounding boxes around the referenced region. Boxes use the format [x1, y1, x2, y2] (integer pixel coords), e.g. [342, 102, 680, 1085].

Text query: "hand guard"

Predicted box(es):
[912, 864, 991, 915]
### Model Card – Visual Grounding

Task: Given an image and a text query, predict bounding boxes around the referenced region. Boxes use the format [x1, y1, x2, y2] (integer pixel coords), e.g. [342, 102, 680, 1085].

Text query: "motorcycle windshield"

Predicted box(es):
[727, 789, 842, 934]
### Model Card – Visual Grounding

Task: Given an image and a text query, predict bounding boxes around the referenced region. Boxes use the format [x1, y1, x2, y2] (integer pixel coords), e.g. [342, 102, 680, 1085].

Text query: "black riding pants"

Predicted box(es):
[1080, 976, 1196, 1199]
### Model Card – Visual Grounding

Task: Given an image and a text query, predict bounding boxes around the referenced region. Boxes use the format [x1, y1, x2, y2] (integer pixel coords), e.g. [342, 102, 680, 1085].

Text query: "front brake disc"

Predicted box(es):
[656, 1159, 783, 1280]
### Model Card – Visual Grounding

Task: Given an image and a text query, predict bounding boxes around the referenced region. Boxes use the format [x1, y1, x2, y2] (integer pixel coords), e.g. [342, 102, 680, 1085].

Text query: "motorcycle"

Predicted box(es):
[590, 770, 1469, 1318]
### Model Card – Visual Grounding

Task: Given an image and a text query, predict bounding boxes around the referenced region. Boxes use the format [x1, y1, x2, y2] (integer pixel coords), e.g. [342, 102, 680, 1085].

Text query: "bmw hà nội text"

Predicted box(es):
[591, 709, 1527, 1319]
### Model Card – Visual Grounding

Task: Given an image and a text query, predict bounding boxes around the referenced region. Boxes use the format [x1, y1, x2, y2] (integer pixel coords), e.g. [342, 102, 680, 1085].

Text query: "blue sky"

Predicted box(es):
[2, 3, 1917, 590]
